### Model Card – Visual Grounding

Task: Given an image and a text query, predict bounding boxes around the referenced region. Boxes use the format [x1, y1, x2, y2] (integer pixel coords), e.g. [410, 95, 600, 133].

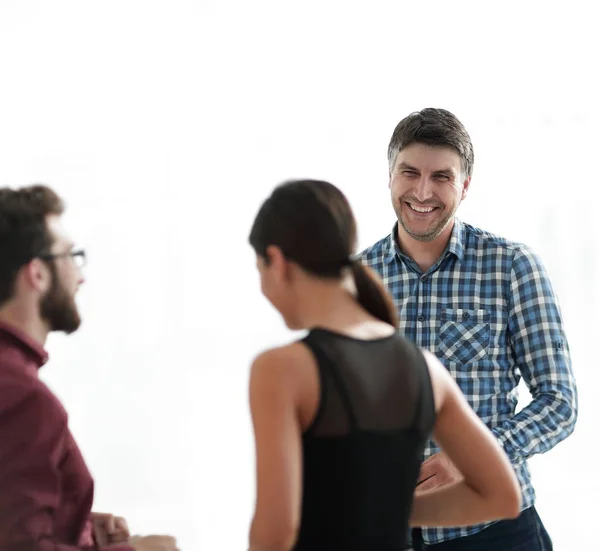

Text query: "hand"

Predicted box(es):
[415, 452, 463, 495]
[129, 535, 179, 551]
[91, 512, 130, 546]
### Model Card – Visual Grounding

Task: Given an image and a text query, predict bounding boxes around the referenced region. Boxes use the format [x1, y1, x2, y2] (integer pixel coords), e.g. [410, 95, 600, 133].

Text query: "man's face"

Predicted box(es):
[389, 143, 470, 242]
[39, 215, 85, 334]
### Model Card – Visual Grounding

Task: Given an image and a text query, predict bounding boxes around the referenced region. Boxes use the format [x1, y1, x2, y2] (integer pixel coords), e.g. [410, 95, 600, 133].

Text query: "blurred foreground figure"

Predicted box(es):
[0, 184, 179, 551]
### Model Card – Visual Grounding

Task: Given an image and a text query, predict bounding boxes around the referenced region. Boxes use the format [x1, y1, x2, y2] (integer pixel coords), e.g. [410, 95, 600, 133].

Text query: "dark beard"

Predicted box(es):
[398, 211, 453, 242]
[39, 265, 81, 334]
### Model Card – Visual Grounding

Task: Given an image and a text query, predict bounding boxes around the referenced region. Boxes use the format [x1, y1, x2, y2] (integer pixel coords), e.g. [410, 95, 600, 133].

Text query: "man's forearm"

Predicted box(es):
[491, 387, 577, 463]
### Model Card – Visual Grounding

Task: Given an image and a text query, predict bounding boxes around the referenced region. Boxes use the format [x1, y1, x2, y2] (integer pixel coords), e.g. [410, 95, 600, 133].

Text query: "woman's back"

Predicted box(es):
[295, 328, 435, 550]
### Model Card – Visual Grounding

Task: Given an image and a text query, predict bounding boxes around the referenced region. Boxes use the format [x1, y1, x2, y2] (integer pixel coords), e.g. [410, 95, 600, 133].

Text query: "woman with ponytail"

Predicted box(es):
[247, 180, 521, 551]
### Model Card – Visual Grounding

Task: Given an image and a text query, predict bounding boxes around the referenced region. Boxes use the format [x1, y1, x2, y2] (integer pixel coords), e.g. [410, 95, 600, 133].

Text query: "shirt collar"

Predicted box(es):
[384, 217, 465, 264]
[447, 218, 465, 260]
[0, 320, 49, 369]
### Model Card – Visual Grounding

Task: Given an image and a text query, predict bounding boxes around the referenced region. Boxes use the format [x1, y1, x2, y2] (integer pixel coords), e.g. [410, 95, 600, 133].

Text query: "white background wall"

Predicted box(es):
[1, 1, 597, 549]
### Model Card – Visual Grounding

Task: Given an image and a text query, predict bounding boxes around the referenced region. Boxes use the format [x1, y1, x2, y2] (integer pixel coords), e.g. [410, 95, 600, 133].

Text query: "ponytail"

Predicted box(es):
[350, 260, 398, 328]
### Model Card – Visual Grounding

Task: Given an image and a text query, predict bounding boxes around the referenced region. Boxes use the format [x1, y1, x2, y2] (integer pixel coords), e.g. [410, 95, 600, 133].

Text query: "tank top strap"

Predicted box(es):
[302, 334, 359, 432]
[410, 342, 436, 433]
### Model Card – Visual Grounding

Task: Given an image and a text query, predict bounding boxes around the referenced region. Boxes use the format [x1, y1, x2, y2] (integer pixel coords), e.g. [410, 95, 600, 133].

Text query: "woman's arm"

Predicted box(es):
[248, 344, 309, 551]
[410, 351, 522, 527]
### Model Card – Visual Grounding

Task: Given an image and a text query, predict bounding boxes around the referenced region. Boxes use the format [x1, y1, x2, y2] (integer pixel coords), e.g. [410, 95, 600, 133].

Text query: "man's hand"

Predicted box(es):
[90, 512, 130, 547]
[415, 452, 463, 495]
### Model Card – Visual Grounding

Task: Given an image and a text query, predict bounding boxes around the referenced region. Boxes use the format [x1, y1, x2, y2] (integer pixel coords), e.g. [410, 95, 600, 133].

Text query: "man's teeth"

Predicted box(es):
[409, 204, 436, 213]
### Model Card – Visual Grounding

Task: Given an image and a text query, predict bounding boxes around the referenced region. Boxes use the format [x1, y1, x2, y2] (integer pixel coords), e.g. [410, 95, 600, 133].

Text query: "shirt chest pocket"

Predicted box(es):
[438, 308, 490, 364]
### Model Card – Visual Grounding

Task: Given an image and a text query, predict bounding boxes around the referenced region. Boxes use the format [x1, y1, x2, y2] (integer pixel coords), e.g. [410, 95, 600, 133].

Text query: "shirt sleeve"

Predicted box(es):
[0, 383, 134, 551]
[491, 246, 578, 463]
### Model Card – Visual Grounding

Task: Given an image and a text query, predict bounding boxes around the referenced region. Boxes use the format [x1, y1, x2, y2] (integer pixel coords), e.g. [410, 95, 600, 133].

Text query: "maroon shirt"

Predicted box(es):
[0, 321, 133, 551]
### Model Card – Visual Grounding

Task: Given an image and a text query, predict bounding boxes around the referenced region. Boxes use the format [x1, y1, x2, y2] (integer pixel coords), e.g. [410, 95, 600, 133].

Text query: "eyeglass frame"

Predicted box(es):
[39, 249, 87, 269]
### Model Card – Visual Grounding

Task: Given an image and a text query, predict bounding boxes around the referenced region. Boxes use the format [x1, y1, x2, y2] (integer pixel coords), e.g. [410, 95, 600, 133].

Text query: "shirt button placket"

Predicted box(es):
[416, 272, 428, 344]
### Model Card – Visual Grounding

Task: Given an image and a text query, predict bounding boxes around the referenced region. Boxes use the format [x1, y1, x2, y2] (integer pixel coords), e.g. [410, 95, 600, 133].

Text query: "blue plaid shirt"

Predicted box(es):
[360, 218, 578, 545]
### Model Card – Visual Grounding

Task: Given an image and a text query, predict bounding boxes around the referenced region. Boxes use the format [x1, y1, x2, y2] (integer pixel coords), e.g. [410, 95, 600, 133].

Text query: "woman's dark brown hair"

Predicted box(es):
[249, 179, 398, 328]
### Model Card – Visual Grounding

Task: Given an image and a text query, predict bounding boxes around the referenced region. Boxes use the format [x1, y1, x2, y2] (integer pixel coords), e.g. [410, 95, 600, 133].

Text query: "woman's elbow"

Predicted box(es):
[495, 479, 522, 520]
[504, 489, 522, 519]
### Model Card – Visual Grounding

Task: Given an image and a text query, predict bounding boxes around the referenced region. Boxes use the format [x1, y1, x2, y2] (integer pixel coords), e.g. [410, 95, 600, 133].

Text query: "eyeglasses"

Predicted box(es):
[40, 249, 87, 269]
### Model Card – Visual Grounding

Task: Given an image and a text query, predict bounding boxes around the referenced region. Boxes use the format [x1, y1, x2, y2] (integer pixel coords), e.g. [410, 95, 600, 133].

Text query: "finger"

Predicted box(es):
[105, 515, 116, 533]
[110, 532, 129, 543]
[422, 452, 440, 466]
[114, 517, 130, 536]
[94, 526, 109, 548]
[115, 517, 128, 529]
[415, 474, 440, 493]
[417, 462, 436, 481]
[108, 532, 129, 544]
[416, 473, 436, 487]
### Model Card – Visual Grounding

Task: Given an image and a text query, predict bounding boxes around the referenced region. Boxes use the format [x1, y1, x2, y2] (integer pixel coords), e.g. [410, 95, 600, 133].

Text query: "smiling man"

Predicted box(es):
[360, 108, 577, 550]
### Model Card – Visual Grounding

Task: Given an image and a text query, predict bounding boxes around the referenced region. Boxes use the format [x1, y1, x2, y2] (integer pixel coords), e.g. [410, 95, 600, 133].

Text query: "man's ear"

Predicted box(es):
[461, 176, 472, 200]
[22, 258, 52, 294]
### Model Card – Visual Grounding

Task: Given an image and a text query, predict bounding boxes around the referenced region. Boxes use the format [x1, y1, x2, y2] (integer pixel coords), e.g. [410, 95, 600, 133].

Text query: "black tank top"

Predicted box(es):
[293, 328, 436, 551]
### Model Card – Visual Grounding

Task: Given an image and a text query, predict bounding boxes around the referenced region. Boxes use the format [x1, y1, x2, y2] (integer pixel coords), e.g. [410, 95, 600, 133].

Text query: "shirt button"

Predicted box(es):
[462, 312, 470, 320]
[418, 315, 425, 322]
[421, 275, 428, 281]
